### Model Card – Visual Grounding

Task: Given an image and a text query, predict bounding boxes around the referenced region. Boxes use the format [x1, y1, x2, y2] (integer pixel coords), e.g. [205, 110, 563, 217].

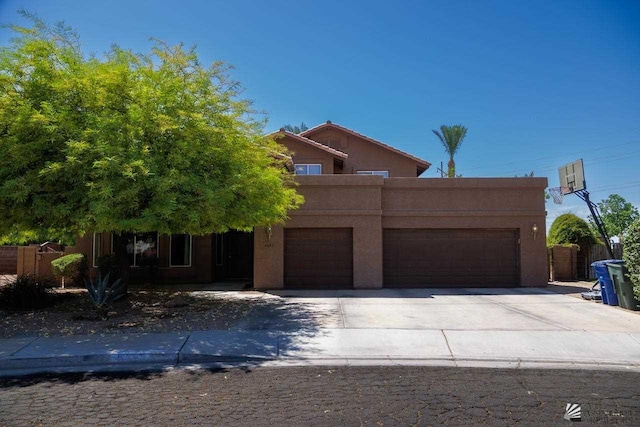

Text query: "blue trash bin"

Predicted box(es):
[591, 259, 623, 306]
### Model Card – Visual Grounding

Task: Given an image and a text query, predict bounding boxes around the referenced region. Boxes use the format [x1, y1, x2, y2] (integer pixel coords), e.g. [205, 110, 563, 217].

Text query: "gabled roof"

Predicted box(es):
[301, 121, 431, 173]
[272, 130, 349, 159]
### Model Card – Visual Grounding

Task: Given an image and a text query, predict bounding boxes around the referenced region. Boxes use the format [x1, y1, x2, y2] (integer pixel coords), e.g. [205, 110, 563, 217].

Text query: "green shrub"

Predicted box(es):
[51, 253, 84, 277]
[95, 254, 119, 279]
[85, 272, 126, 318]
[548, 214, 599, 248]
[0, 275, 56, 310]
[51, 253, 87, 287]
[623, 218, 640, 299]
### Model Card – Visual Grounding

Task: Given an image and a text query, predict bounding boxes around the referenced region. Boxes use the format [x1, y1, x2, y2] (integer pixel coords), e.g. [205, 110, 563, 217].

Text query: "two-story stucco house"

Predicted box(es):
[77, 121, 548, 289]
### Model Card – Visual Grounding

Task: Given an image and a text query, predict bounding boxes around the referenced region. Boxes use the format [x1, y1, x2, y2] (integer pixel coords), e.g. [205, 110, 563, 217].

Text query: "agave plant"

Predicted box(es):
[85, 273, 126, 318]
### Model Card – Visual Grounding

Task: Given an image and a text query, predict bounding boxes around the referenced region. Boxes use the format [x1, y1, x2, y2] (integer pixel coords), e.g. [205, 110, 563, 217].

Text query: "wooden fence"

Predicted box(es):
[584, 243, 623, 280]
[549, 243, 623, 282]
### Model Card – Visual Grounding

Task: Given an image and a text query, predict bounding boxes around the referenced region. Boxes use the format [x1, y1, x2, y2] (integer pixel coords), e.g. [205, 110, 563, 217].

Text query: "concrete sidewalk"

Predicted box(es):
[2, 328, 640, 376]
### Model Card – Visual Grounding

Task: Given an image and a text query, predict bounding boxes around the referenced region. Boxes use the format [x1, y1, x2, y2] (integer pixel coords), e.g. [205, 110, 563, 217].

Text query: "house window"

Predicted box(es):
[92, 233, 101, 268]
[170, 234, 192, 267]
[295, 164, 322, 175]
[357, 170, 389, 178]
[124, 232, 159, 267]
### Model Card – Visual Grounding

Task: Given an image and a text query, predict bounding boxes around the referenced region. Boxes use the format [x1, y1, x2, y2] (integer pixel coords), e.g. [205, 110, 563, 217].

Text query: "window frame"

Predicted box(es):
[126, 232, 160, 267]
[357, 170, 389, 178]
[91, 233, 102, 268]
[294, 163, 322, 175]
[92, 232, 114, 268]
[169, 234, 193, 268]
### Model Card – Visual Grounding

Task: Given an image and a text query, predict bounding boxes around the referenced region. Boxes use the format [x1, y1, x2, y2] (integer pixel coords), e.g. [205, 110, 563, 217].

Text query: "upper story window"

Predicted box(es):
[357, 170, 389, 178]
[295, 164, 322, 175]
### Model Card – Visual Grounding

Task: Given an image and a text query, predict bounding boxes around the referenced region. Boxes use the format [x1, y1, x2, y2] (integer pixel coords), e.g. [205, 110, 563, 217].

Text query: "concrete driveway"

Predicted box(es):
[235, 286, 640, 369]
[258, 287, 640, 332]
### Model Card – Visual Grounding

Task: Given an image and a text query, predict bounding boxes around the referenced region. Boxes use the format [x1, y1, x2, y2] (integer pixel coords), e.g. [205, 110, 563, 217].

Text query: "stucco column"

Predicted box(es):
[253, 225, 284, 289]
[520, 218, 549, 286]
[353, 218, 383, 289]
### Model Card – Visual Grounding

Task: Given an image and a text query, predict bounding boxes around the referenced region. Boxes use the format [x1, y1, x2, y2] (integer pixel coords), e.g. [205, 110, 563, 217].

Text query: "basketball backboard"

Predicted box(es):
[558, 159, 585, 194]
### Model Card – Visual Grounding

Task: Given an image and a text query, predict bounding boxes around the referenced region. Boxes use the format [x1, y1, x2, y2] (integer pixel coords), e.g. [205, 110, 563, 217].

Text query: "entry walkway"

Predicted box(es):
[1, 287, 639, 375]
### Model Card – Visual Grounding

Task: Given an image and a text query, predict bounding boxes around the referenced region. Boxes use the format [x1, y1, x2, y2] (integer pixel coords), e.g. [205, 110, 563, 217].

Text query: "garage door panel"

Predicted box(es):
[284, 228, 353, 289]
[384, 229, 519, 287]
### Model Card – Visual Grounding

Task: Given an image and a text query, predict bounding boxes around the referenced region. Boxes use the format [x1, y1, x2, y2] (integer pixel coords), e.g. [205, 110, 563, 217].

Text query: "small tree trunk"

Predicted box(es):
[447, 158, 456, 178]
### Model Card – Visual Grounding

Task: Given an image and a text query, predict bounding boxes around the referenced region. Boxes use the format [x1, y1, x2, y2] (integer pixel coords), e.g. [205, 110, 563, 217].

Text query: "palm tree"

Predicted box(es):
[432, 125, 468, 178]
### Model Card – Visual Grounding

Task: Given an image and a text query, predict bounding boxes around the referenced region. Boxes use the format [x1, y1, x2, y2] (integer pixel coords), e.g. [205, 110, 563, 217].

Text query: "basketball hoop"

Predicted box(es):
[548, 187, 569, 204]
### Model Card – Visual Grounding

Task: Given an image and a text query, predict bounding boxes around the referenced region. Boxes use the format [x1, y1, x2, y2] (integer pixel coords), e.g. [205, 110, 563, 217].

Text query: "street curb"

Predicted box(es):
[2, 354, 640, 377]
[0, 352, 179, 371]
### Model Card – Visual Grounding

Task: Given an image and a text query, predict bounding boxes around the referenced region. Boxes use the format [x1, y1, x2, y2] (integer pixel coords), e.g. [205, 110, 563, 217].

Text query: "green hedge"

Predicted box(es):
[51, 253, 87, 287]
[623, 218, 640, 299]
[547, 213, 598, 248]
[51, 253, 84, 277]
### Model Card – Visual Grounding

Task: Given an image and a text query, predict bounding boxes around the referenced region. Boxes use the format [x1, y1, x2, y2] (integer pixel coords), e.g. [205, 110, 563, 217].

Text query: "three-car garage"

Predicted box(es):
[282, 228, 520, 289]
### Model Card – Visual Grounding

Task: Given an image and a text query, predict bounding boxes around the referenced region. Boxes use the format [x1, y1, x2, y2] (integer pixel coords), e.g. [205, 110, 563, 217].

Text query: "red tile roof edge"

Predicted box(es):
[270, 130, 349, 159]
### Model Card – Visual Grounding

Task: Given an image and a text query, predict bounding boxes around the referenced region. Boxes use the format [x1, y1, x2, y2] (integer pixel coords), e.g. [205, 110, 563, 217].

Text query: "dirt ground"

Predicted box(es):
[0, 278, 265, 338]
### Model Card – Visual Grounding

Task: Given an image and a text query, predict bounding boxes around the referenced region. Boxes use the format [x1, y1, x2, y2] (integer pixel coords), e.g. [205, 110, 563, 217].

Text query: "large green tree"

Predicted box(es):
[592, 194, 640, 242]
[0, 14, 302, 256]
[432, 125, 467, 178]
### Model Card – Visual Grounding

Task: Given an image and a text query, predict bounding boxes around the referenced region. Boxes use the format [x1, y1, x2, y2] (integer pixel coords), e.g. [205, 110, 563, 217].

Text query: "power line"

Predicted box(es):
[465, 138, 640, 173]
[589, 180, 640, 193]
[477, 126, 640, 160]
[495, 151, 640, 177]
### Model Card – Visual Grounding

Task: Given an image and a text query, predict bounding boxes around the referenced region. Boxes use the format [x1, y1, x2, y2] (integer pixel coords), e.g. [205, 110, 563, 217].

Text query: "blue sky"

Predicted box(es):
[1, 0, 639, 231]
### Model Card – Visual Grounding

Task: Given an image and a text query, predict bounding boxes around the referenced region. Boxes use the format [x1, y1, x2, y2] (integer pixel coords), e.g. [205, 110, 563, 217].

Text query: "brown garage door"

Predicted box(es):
[384, 229, 519, 287]
[284, 228, 353, 289]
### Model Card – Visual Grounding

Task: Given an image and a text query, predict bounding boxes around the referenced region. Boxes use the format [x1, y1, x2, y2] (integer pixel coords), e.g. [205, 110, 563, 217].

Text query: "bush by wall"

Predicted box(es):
[0, 275, 57, 310]
[623, 218, 640, 299]
[548, 214, 599, 248]
[95, 254, 119, 279]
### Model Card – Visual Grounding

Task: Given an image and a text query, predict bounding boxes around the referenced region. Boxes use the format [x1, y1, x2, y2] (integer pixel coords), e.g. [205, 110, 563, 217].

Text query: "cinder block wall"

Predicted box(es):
[0, 246, 18, 274]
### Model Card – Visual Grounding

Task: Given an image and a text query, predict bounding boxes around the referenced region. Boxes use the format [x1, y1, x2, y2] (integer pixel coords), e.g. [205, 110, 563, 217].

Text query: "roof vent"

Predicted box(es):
[326, 120, 332, 124]
[279, 127, 285, 132]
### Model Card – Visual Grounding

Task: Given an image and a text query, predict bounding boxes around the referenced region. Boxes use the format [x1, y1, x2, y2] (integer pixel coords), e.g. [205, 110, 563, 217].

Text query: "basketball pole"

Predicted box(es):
[574, 189, 614, 259]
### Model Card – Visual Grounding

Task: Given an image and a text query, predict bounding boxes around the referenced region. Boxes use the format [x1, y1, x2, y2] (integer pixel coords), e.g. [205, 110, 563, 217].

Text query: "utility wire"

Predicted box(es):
[491, 126, 640, 158]
[495, 151, 640, 177]
[465, 139, 640, 173]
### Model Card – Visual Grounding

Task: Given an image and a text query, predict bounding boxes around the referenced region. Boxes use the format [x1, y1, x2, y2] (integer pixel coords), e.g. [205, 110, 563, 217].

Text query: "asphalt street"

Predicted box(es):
[1, 366, 639, 426]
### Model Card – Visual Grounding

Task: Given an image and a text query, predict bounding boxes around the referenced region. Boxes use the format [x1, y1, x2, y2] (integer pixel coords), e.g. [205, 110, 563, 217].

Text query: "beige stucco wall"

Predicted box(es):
[254, 175, 548, 289]
[277, 135, 336, 174]
[305, 129, 421, 177]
